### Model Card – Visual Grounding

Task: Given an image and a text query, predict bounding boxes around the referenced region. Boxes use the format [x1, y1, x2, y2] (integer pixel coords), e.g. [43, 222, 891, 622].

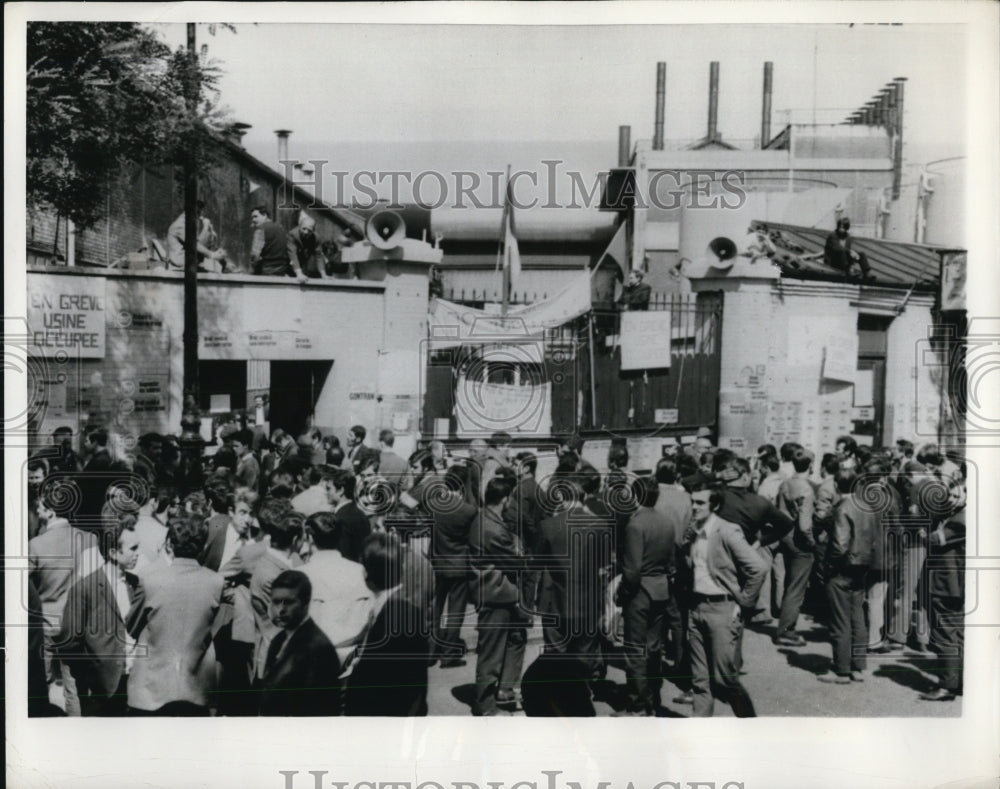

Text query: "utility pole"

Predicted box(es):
[179, 21, 204, 493]
[182, 21, 199, 406]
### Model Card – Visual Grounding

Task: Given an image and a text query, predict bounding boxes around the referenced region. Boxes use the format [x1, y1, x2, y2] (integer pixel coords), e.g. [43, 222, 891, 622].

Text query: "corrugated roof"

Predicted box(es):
[753, 220, 951, 287]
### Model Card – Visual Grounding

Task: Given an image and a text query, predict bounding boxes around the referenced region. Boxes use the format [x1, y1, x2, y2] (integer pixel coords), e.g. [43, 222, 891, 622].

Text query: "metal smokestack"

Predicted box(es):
[275, 129, 292, 162]
[707, 61, 720, 142]
[879, 90, 892, 130]
[653, 62, 666, 151]
[760, 61, 773, 147]
[891, 77, 906, 199]
[618, 125, 632, 167]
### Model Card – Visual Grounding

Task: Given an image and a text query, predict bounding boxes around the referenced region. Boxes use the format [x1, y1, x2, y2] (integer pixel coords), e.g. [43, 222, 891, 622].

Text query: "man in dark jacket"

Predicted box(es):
[919, 479, 966, 701]
[257, 570, 342, 716]
[820, 468, 877, 684]
[250, 205, 306, 281]
[616, 476, 675, 715]
[430, 465, 478, 666]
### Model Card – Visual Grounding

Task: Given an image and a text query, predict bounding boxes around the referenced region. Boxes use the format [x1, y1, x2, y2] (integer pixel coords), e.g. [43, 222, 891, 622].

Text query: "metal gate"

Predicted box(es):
[577, 291, 723, 435]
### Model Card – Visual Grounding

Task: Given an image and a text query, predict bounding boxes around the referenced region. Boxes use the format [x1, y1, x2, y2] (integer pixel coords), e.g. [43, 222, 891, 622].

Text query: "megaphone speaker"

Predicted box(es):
[705, 236, 738, 270]
[366, 210, 407, 250]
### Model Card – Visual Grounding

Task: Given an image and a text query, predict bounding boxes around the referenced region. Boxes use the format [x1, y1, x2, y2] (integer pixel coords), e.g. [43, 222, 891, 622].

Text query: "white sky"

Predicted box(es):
[152, 21, 967, 171]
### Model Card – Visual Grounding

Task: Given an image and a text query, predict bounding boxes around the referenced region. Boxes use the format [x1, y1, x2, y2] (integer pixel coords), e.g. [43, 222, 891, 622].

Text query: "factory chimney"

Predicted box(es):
[653, 62, 666, 151]
[707, 61, 720, 142]
[760, 61, 773, 148]
[618, 125, 632, 167]
[275, 129, 292, 162]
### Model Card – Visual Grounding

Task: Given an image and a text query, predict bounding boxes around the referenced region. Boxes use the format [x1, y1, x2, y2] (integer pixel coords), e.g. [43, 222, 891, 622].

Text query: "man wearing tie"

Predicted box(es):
[55, 520, 141, 716]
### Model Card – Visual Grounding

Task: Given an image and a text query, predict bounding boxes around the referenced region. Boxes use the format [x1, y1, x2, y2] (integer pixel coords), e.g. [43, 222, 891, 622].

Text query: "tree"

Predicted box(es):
[26, 22, 229, 229]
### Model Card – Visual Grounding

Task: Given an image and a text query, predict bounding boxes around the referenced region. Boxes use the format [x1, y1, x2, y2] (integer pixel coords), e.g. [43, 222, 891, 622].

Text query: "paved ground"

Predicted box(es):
[425, 609, 961, 718]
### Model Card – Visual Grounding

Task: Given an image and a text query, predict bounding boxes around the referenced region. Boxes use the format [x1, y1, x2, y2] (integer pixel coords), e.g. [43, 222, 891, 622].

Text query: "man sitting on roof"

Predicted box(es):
[808, 218, 874, 282]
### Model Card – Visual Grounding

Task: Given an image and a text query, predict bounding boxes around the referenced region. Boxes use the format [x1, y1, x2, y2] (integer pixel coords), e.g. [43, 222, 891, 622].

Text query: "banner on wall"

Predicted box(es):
[28, 275, 106, 358]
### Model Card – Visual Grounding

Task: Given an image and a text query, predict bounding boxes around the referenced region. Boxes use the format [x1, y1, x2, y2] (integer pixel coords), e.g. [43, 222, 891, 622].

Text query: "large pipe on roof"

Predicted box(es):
[707, 61, 720, 141]
[892, 77, 907, 199]
[618, 125, 632, 167]
[760, 61, 773, 147]
[275, 129, 291, 162]
[653, 62, 666, 151]
[879, 90, 892, 131]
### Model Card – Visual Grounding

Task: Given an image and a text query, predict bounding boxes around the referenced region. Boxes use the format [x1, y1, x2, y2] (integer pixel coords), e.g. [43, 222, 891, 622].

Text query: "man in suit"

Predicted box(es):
[773, 448, 818, 646]
[29, 480, 102, 711]
[322, 467, 372, 562]
[469, 478, 528, 715]
[126, 513, 224, 715]
[919, 477, 966, 701]
[258, 570, 342, 715]
[377, 429, 409, 492]
[615, 476, 675, 715]
[346, 532, 430, 716]
[55, 520, 140, 715]
[682, 482, 767, 717]
[342, 425, 368, 473]
[653, 457, 693, 683]
[299, 510, 373, 670]
[199, 480, 257, 576]
[233, 429, 260, 491]
[430, 465, 478, 666]
[535, 470, 612, 685]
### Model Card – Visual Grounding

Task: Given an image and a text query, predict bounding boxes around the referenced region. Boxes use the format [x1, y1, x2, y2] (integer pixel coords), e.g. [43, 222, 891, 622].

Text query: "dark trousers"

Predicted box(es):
[79, 675, 128, 717]
[662, 591, 692, 691]
[776, 540, 815, 638]
[473, 604, 528, 715]
[688, 599, 756, 717]
[542, 621, 603, 680]
[215, 639, 256, 716]
[622, 588, 667, 711]
[433, 574, 470, 657]
[928, 595, 964, 692]
[826, 570, 868, 675]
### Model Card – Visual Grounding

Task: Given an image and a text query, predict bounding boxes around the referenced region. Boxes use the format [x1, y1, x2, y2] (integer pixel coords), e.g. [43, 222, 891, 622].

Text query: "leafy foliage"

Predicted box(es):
[27, 22, 232, 229]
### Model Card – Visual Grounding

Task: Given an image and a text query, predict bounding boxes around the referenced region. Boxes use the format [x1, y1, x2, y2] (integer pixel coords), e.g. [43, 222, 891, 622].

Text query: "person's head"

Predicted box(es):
[558, 435, 585, 458]
[779, 442, 801, 463]
[627, 269, 644, 287]
[53, 426, 74, 447]
[710, 448, 735, 475]
[854, 444, 873, 468]
[632, 475, 660, 509]
[231, 487, 258, 536]
[27, 458, 48, 489]
[268, 510, 305, 552]
[689, 482, 723, 524]
[489, 431, 512, 457]
[556, 451, 580, 474]
[444, 463, 470, 494]
[756, 444, 777, 461]
[408, 449, 436, 477]
[250, 205, 270, 228]
[86, 428, 108, 451]
[916, 443, 943, 468]
[167, 513, 209, 560]
[269, 570, 312, 631]
[484, 477, 513, 509]
[256, 496, 293, 539]
[360, 531, 404, 594]
[268, 467, 296, 498]
[792, 448, 814, 475]
[677, 453, 700, 479]
[893, 439, 915, 461]
[348, 425, 366, 447]
[835, 435, 857, 460]
[297, 212, 316, 237]
[515, 451, 538, 479]
[820, 452, 839, 478]
[469, 438, 488, 461]
[271, 428, 293, 452]
[699, 451, 716, 475]
[654, 457, 678, 486]
[836, 217, 851, 236]
[760, 454, 781, 478]
[323, 467, 356, 505]
[578, 463, 602, 497]
[693, 436, 714, 455]
[378, 429, 395, 449]
[356, 449, 380, 479]
[138, 432, 163, 459]
[205, 477, 234, 515]
[305, 511, 342, 552]
[835, 467, 858, 495]
[607, 444, 629, 471]
[717, 456, 752, 488]
[100, 519, 140, 570]
[212, 448, 238, 475]
[947, 478, 967, 513]
[232, 429, 253, 458]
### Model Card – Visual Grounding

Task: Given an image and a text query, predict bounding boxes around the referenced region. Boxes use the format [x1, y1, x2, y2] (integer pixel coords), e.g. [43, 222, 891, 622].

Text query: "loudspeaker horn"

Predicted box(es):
[365, 210, 407, 250]
[706, 236, 738, 269]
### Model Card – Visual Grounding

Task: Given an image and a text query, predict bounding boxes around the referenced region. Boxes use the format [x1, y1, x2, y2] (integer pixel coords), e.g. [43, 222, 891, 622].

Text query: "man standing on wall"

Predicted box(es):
[250, 205, 307, 283]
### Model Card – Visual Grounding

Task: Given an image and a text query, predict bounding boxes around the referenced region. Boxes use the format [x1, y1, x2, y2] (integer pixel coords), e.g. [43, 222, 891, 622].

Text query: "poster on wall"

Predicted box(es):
[620, 311, 672, 371]
[27, 274, 106, 358]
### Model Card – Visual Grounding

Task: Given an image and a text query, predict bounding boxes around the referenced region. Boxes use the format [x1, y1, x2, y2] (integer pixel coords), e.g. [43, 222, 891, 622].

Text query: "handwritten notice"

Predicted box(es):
[28, 275, 106, 358]
[620, 311, 672, 370]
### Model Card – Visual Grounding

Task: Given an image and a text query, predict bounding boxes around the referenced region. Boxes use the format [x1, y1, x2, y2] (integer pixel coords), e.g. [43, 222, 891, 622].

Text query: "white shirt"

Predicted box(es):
[220, 523, 248, 572]
[103, 562, 137, 674]
[691, 515, 729, 597]
[300, 550, 374, 667]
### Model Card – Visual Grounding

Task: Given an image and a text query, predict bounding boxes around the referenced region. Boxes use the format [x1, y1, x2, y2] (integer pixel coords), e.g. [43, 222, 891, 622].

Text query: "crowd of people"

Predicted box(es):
[26, 419, 966, 717]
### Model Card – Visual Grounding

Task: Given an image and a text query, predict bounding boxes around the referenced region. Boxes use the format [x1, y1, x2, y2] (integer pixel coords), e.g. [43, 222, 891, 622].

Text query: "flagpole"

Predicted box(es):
[501, 163, 511, 316]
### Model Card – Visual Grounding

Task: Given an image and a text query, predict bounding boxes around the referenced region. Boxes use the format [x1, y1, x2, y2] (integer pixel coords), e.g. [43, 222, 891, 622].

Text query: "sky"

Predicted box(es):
[151, 20, 968, 178]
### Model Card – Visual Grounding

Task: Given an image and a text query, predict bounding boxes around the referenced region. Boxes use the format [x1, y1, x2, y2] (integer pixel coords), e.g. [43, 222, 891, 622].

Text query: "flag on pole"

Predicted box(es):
[503, 178, 521, 287]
